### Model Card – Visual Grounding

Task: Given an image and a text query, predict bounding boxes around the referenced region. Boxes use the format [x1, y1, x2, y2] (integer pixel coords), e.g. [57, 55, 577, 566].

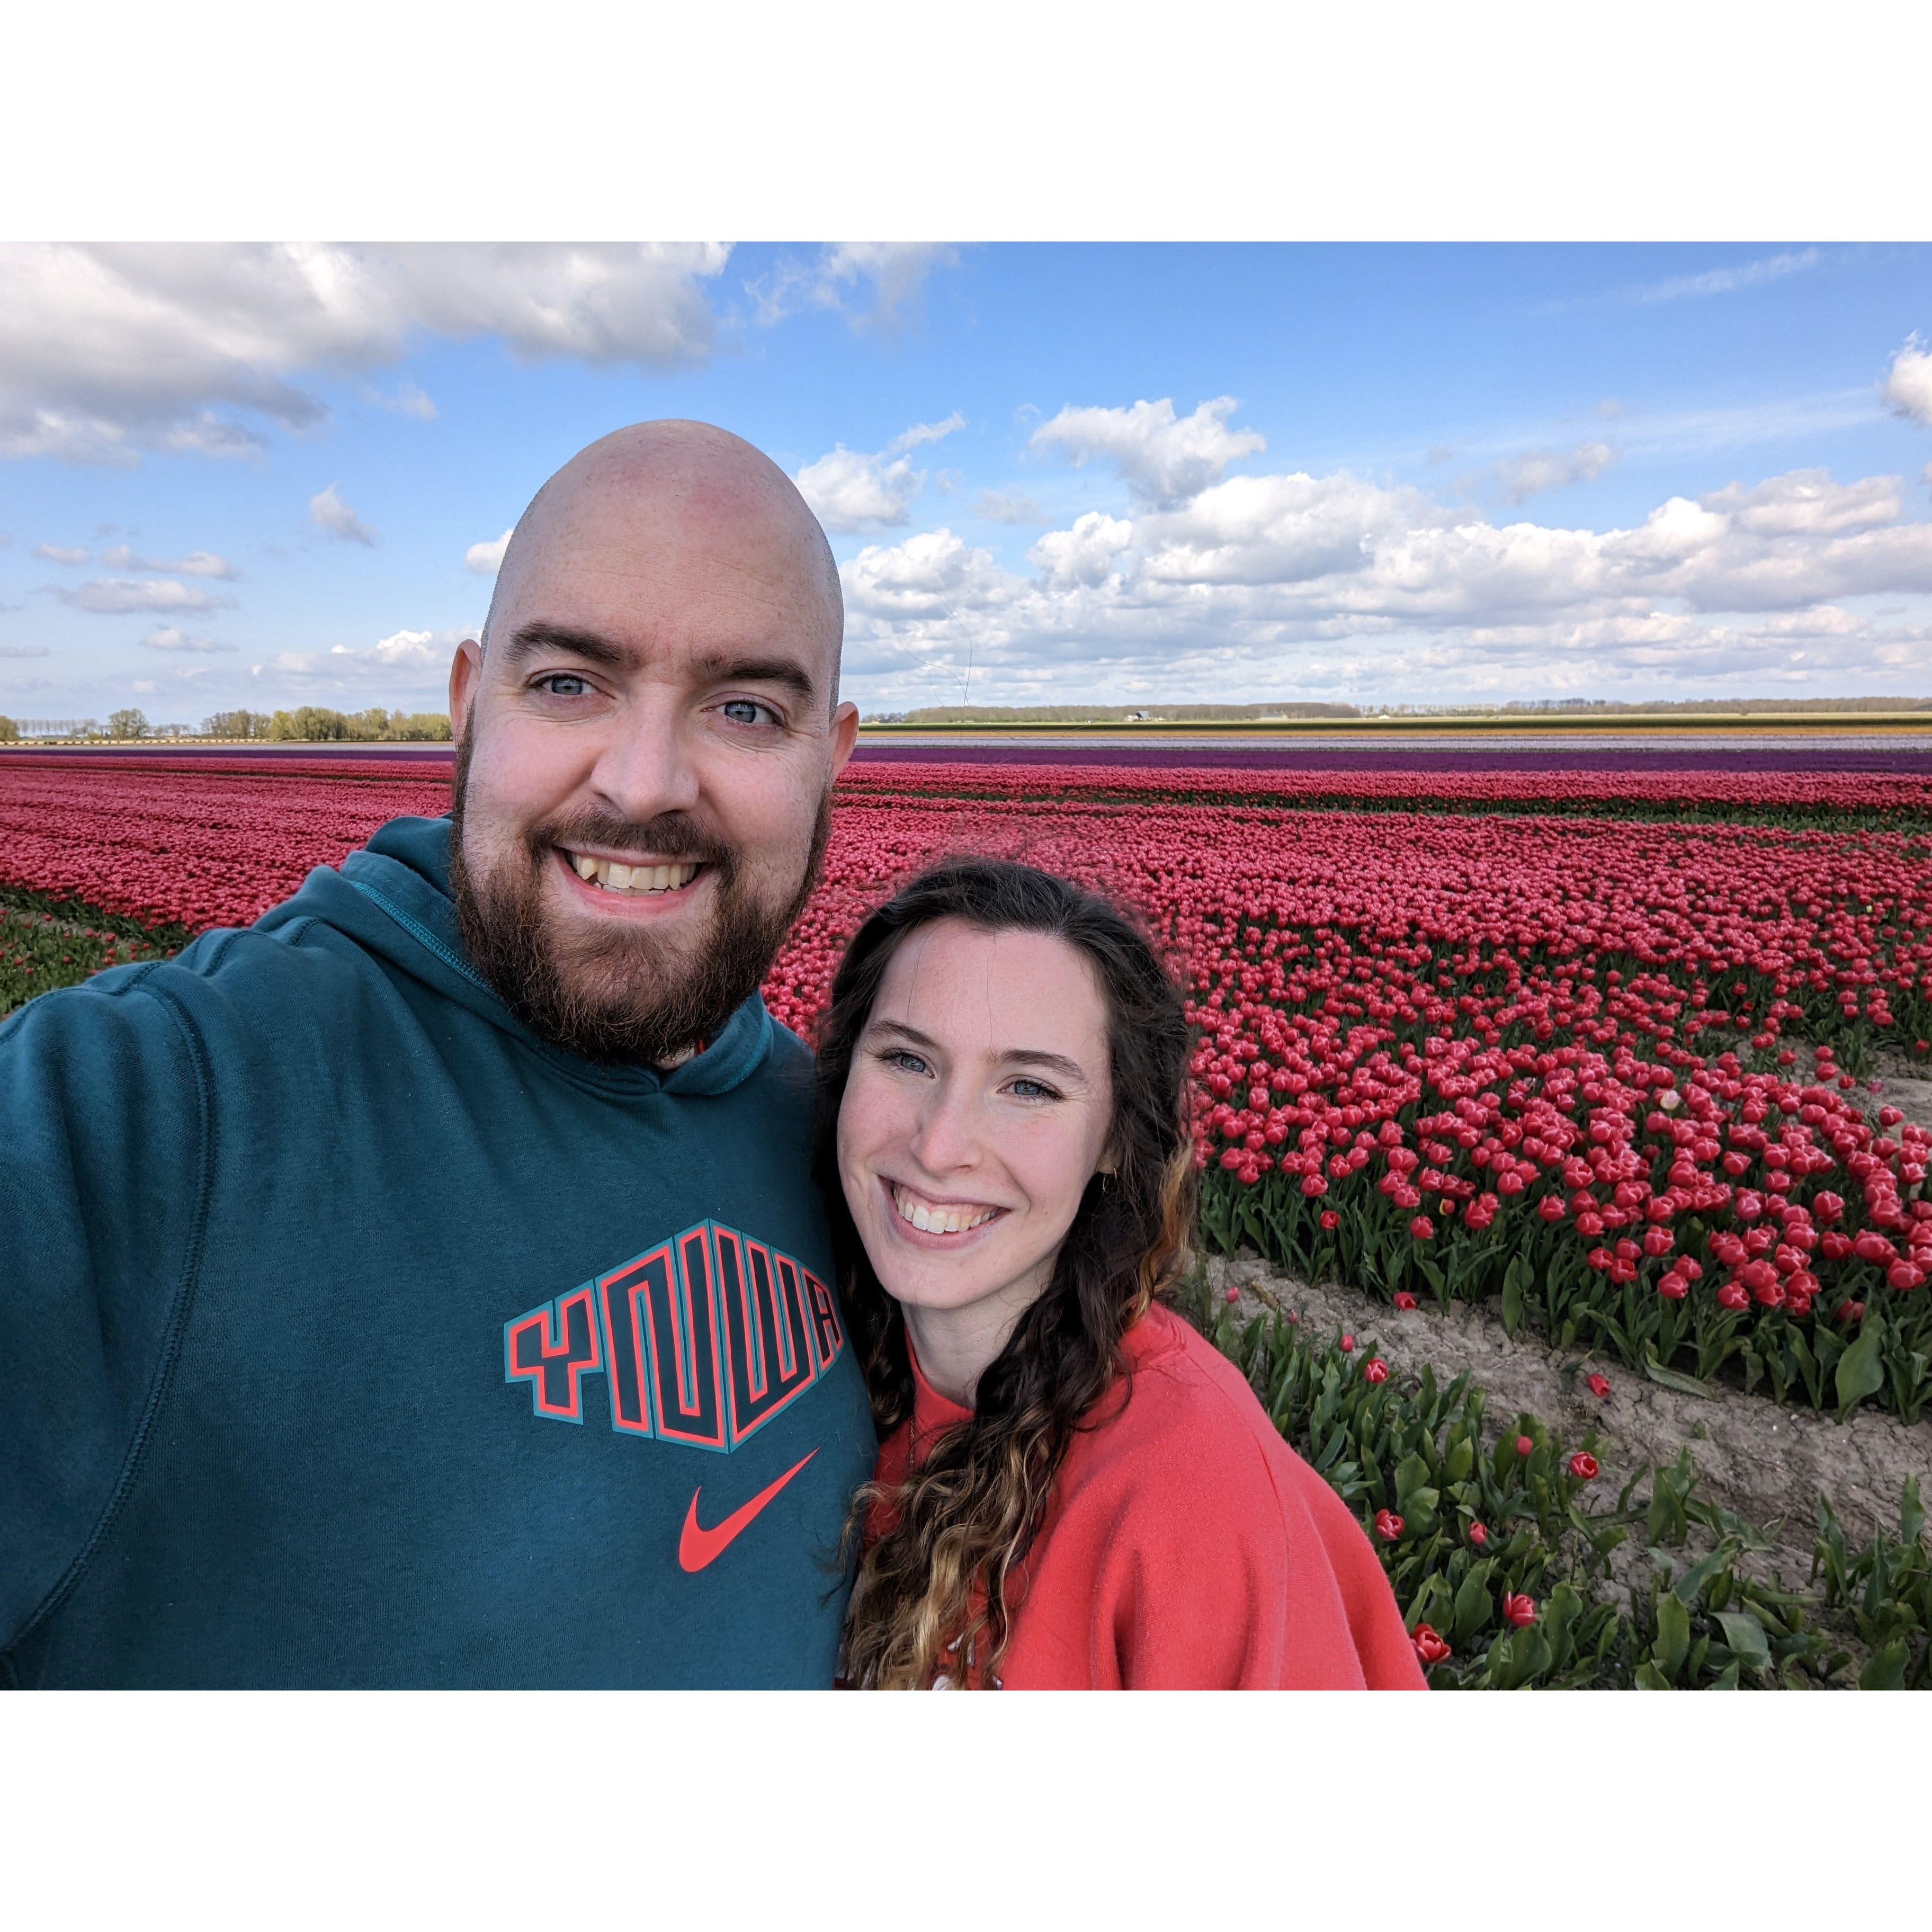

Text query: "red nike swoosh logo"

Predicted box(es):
[677, 1450, 818, 1572]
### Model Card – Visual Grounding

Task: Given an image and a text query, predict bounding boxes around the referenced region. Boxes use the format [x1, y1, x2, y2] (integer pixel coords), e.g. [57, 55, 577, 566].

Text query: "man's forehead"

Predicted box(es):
[480, 422, 843, 686]
[500, 520, 824, 647]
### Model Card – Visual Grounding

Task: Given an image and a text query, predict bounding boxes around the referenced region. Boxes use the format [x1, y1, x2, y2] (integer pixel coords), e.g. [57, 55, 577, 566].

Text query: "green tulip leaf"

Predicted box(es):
[1714, 1611, 1772, 1675]
[1835, 1321, 1886, 1416]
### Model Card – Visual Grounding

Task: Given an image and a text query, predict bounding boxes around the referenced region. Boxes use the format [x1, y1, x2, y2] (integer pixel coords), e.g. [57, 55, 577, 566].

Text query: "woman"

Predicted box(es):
[816, 857, 1424, 1690]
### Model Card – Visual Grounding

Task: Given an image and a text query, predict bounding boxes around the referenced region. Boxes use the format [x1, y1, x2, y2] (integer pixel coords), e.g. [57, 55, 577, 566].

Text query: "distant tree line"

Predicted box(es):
[0, 708, 454, 743]
[201, 707, 452, 741]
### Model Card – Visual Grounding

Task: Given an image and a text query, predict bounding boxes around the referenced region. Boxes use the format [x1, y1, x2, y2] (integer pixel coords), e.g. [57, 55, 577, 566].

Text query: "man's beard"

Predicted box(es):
[447, 734, 832, 1066]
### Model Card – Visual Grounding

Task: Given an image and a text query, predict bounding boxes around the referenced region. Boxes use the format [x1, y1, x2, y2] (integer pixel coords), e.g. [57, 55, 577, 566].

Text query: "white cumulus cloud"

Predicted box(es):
[794, 414, 968, 533]
[252, 627, 467, 688]
[1028, 396, 1266, 508]
[52, 577, 235, 614]
[353, 629, 448, 667]
[465, 529, 514, 576]
[1698, 468, 1898, 536]
[0, 242, 730, 463]
[141, 625, 235, 653]
[1030, 512, 1134, 588]
[836, 457, 1932, 711]
[841, 530, 1021, 620]
[310, 484, 379, 547]
[1883, 336, 1932, 427]
[796, 446, 921, 533]
[33, 541, 90, 565]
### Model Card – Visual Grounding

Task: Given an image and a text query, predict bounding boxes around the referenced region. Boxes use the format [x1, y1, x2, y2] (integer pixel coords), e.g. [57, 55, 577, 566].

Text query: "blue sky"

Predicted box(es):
[2, 240, 1929, 723]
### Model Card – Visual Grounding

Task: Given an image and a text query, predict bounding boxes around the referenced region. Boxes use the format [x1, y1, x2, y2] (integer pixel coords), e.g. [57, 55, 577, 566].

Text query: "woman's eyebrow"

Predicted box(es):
[995, 1048, 1090, 1083]
[868, 1018, 941, 1050]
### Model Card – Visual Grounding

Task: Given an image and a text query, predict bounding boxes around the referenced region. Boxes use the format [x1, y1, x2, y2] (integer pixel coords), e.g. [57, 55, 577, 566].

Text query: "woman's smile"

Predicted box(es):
[883, 1175, 1007, 1242]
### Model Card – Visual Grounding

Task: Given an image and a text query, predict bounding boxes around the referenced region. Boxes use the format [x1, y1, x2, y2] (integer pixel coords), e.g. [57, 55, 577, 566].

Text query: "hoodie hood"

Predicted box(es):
[258, 813, 774, 1098]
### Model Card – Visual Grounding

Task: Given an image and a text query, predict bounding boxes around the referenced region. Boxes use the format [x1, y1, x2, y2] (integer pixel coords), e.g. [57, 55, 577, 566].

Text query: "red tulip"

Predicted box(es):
[1392, 1290, 1417, 1310]
[1568, 1452, 1599, 1480]
[1374, 1509, 1403, 1541]
[1585, 1372, 1612, 1399]
[1410, 1622, 1452, 1666]
[1515, 1434, 1534, 1457]
[1410, 1214, 1435, 1239]
[1501, 1592, 1536, 1627]
[1364, 1357, 1389, 1384]
[1467, 1520, 1488, 1546]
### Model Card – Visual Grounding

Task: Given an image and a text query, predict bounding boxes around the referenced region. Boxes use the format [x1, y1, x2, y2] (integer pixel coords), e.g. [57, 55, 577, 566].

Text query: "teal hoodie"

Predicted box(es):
[0, 816, 874, 1687]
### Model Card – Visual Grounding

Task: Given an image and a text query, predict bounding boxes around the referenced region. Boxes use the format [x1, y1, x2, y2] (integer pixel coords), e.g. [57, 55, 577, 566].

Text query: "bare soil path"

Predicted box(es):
[1204, 1253, 1932, 1593]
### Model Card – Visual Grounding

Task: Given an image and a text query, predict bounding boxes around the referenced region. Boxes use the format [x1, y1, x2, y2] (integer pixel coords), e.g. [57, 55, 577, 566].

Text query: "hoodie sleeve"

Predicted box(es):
[0, 973, 212, 1654]
[1097, 1423, 1425, 1689]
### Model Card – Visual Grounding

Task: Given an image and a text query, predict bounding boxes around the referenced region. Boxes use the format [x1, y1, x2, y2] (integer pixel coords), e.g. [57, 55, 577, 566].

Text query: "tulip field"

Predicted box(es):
[4, 741, 1930, 1686]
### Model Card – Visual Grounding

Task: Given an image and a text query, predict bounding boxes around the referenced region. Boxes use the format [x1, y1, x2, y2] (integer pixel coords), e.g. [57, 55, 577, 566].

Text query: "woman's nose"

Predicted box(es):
[907, 1083, 980, 1176]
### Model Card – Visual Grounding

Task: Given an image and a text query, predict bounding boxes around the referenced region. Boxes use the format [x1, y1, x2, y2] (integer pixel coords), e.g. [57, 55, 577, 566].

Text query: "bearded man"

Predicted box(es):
[0, 423, 874, 1688]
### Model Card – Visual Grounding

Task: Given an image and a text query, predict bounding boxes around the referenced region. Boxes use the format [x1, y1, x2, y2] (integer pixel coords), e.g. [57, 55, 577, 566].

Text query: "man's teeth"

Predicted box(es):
[569, 853, 700, 894]
[892, 1186, 997, 1235]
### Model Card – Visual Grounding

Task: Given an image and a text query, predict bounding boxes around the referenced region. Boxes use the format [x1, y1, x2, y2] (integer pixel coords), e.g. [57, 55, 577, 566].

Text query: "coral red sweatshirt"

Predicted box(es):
[867, 1303, 1426, 1689]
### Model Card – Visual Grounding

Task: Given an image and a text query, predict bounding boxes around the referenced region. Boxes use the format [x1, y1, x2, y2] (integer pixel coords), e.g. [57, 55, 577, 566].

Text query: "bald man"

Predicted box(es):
[0, 423, 876, 1687]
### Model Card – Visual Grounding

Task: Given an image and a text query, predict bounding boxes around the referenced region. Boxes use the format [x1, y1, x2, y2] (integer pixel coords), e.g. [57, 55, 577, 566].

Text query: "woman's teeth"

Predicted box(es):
[892, 1186, 997, 1235]
[569, 853, 700, 895]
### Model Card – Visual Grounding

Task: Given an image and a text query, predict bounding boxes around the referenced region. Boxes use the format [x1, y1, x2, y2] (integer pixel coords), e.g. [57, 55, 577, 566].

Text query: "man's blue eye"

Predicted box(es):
[541, 674, 590, 696]
[721, 699, 768, 726]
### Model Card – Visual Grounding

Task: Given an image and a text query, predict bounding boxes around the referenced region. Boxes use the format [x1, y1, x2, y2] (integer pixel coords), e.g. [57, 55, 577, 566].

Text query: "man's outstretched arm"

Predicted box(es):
[0, 974, 211, 1660]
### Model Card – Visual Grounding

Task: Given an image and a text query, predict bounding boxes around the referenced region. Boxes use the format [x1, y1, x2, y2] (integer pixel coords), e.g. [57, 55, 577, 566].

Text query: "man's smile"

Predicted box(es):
[552, 844, 713, 912]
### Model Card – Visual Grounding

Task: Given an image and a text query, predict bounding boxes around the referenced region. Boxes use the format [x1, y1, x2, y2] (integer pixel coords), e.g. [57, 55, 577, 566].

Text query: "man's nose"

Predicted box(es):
[588, 687, 702, 824]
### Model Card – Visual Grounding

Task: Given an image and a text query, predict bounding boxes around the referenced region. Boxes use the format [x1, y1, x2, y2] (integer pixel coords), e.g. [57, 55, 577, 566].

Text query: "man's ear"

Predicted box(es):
[449, 638, 483, 746]
[829, 698, 860, 777]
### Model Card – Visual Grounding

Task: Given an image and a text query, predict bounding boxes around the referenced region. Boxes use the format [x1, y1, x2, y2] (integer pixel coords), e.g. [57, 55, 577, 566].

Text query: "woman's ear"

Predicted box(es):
[1097, 1144, 1118, 1177]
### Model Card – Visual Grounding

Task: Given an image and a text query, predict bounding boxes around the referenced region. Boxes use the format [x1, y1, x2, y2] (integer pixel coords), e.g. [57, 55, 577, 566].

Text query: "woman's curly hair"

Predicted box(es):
[813, 857, 1195, 1689]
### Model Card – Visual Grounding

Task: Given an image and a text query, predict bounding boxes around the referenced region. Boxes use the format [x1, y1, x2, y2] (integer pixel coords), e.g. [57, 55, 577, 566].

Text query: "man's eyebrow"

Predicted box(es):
[500, 622, 637, 671]
[866, 1018, 1093, 1085]
[694, 652, 818, 706]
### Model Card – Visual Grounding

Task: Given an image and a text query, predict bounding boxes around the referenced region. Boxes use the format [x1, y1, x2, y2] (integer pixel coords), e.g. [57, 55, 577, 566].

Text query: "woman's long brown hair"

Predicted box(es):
[814, 858, 1195, 1689]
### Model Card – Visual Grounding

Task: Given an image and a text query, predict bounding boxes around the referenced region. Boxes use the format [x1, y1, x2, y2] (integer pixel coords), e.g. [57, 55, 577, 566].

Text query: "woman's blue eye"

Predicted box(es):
[1008, 1078, 1058, 1101]
[885, 1050, 929, 1075]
